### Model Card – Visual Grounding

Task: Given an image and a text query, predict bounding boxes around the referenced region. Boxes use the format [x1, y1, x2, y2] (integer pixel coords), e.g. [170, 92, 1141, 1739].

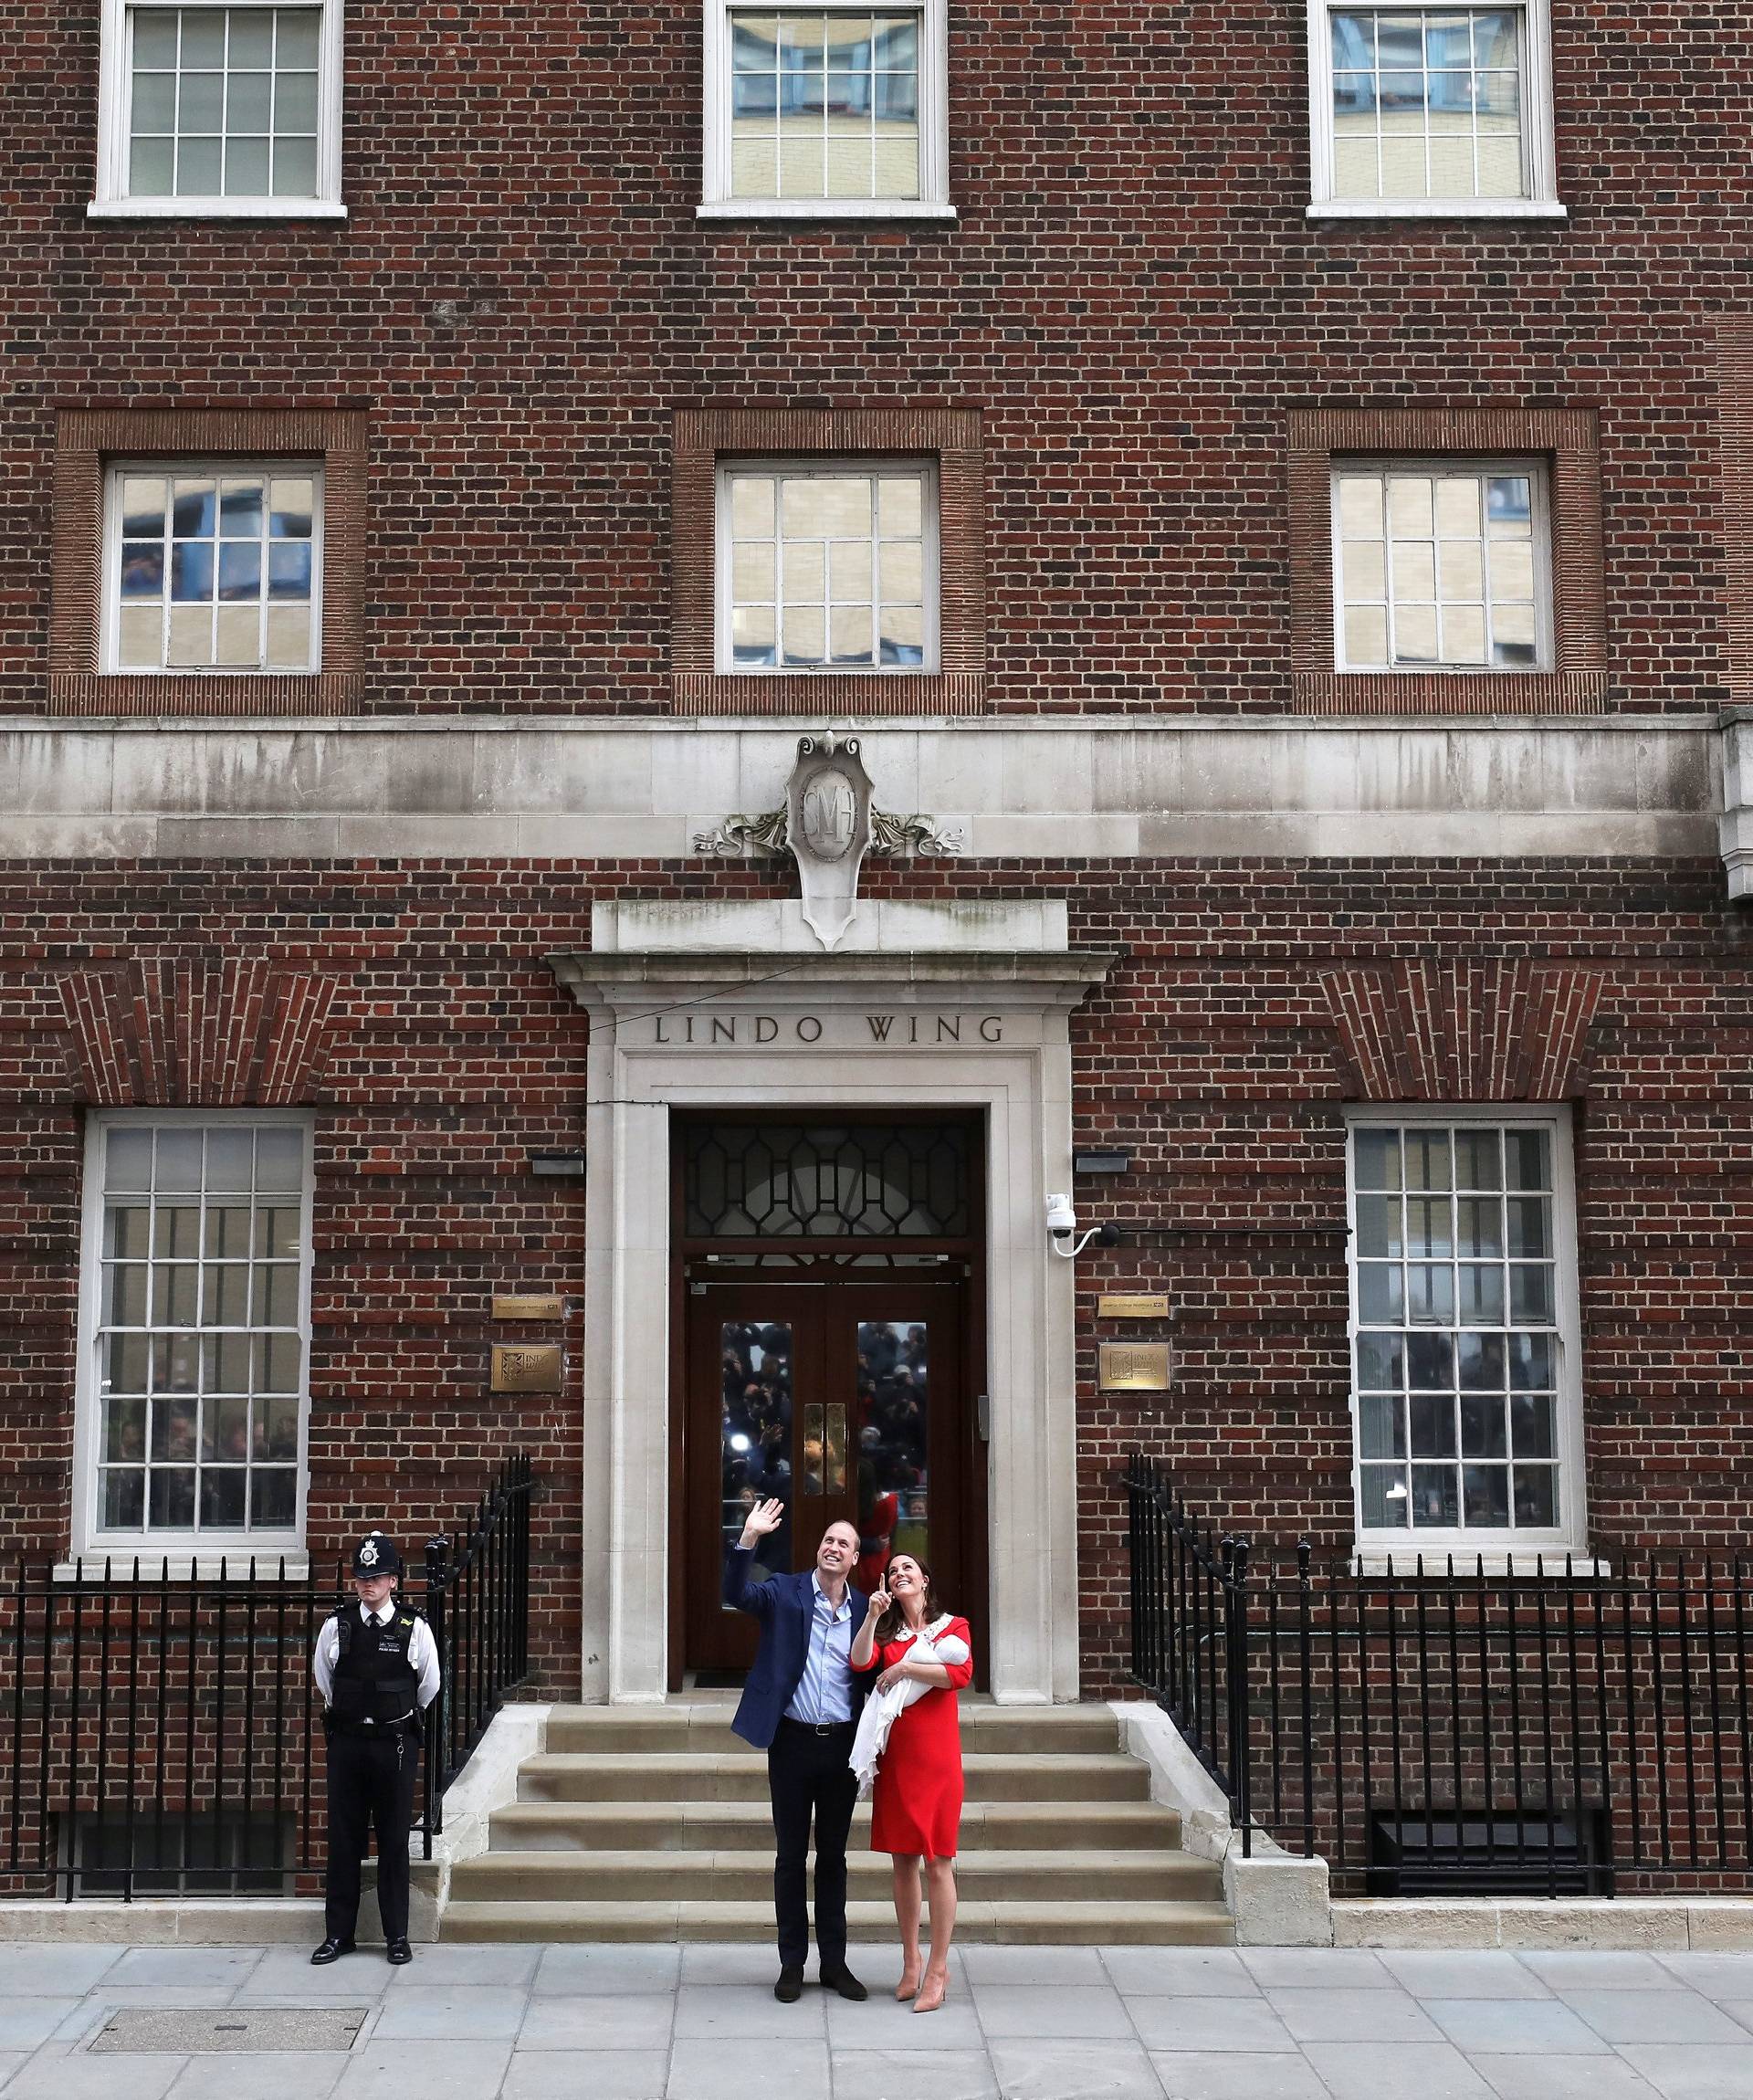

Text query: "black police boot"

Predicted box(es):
[773, 1964, 804, 2002]
[385, 1937, 413, 1965]
[310, 1937, 356, 1966]
[820, 1962, 867, 2002]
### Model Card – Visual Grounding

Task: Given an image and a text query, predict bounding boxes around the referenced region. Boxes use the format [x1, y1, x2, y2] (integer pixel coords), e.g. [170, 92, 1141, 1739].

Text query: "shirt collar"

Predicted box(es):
[810, 1572, 852, 1622]
[360, 1601, 394, 1626]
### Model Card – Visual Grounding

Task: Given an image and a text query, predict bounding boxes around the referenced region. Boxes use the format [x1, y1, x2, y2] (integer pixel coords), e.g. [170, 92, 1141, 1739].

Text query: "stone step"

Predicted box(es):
[541, 1704, 1121, 1759]
[441, 1898, 1235, 1947]
[486, 1796, 1186, 1853]
[449, 1848, 1224, 1906]
[518, 1751, 1150, 1805]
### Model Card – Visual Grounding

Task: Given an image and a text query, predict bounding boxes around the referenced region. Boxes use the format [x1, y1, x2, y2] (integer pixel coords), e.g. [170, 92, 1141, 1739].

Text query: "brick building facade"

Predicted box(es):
[0, 0, 1749, 1734]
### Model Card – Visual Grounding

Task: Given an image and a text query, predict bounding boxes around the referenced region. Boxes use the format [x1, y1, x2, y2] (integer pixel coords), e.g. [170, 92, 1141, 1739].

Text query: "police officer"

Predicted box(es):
[310, 1532, 441, 1965]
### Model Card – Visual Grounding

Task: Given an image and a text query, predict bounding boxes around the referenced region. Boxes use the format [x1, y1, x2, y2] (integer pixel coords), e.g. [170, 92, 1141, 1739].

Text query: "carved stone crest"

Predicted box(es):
[691, 729, 965, 950]
[786, 731, 873, 946]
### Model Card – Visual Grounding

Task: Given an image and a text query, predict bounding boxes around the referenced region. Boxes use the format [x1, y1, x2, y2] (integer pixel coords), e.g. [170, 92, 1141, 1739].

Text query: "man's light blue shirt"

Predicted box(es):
[783, 1572, 856, 1725]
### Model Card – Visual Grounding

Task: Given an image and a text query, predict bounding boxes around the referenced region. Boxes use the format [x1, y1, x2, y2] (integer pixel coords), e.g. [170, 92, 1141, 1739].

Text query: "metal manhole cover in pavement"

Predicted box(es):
[90, 2008, 368, 2053]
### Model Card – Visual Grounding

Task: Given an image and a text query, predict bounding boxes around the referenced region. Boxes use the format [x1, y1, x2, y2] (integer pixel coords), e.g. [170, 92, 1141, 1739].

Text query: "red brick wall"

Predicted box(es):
[1, 853, 1748, 1699]
[0, 1, 1738, 717]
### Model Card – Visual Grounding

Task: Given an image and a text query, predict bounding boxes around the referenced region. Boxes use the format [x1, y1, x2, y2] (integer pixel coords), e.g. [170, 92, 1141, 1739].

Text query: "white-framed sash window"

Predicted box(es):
[73, 1112, 314, 1559]
[1307, 1, 1561, 218]
[102, 460, 322, 675]
[700, 0, 952, 220]
[1331, 458, 1552, 674]
[715, 457, 939, 673]
[1346, 1105, 1585, 1558]
[92, 0, 345, 219]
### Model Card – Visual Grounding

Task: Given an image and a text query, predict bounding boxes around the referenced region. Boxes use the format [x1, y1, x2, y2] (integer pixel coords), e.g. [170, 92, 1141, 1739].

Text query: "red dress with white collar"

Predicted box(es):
[866, 1616, 974, 1861]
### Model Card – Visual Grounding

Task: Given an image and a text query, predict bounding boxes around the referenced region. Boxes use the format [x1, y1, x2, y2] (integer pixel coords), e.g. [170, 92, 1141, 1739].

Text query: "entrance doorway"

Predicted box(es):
[673, 1115, 985, 1682]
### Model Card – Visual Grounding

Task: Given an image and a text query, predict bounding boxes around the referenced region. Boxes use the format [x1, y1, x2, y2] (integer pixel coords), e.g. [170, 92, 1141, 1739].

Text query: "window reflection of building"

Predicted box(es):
[856, 1319, 929, 1587]
[719, 1322, 793, 1581]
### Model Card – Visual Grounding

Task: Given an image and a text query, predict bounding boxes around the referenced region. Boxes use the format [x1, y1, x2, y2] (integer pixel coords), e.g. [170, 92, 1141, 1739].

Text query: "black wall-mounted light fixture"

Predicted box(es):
[1074, 1150, 1131, 1176]
[528, 1151, 588, 1179]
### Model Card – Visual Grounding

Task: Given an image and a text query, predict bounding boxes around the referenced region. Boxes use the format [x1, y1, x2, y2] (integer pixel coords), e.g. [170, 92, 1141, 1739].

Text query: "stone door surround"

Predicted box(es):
[550, 907, 1117, 1706]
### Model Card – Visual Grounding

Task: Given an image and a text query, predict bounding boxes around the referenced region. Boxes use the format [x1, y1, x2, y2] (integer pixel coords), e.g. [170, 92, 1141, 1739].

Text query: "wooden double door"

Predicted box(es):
[683, 1268, 975, 1676]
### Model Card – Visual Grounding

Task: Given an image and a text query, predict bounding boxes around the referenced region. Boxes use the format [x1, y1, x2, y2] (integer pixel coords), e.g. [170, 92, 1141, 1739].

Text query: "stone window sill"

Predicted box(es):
[1353, 1550, 1608, 1577]
[55, 1551, 312, 1581]
[88, 199, 348, 221]
[1307, 199, 1568, 222]
[697, 199, 957, 223]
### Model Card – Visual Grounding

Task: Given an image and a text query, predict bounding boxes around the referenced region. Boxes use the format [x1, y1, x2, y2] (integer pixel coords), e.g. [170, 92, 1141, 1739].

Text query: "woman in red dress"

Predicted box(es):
[849, 1554, 973, 2013]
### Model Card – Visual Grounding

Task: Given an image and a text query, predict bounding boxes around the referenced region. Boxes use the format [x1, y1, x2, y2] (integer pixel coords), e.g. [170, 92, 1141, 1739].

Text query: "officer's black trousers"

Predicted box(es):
[323, 1724, 419, 1943]
[767, 1718, 858, 1971]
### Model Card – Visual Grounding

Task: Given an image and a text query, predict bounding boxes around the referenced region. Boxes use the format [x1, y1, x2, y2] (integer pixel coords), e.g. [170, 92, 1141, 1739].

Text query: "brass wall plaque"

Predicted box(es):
[1097, 1294, 1170, 1320]
[1098, 1342, 1171, 1391]
[490, 1344, 562, 1392]
[492, 1296, 564, 1321]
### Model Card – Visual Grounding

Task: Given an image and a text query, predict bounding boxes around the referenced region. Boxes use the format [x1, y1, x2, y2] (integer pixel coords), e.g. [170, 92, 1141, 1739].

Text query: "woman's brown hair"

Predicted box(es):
[875, 1554, 945, 1646]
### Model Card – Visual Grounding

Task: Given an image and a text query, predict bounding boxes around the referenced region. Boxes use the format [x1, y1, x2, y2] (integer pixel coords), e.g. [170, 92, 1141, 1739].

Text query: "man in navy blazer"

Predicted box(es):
[725, 1496, 872, 2004]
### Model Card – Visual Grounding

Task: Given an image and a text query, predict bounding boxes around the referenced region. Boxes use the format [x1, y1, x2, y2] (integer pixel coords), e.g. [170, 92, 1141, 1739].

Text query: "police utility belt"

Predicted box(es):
[324, 1707, 418, 1738]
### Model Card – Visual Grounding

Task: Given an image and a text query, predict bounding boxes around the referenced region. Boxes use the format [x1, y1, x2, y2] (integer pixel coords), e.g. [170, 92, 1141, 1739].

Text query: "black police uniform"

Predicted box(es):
[315, 1540, 428, 1960]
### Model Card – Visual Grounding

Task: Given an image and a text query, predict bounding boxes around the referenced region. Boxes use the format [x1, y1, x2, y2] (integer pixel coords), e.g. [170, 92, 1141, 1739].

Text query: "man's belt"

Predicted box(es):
[780, 1715, 855, 1737]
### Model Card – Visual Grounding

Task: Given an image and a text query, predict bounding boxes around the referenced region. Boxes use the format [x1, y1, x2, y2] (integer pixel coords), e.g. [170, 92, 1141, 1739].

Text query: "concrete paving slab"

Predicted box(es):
[231, 1947, 391, 2000]
[957, 1944, 1108, 1985]
[665, 2037, 829, 2100]
[672, 1983, 828, 2040]
[1475, 2059, 1661, 2100]
[386, 1947, 541, 1990]
[333, 2041, 513, 2100]
[1522, 1952, 1682, 1990]
[1146, 2053, 1328, 2100]
[824, 1990, 986, 2049]
[1616, 2047, 1753, 2100]
[4, 2045, 187, 2100]
[1378, 1952, 1554, 1999]
[1653, 1955, 1753, 2001]
[0, 2004, 80, 2051]
[962, 1982, 1133, 2038]
[104, 1953, 262, 1991]
[1127, 1998, 1297, 2053]
[1243, 1948, 1396, 1989]
[828, 2047, 998, 2100]
[1299, 2041, 1496, 2100]
[167, 2053, 349, 2100]
[517, 1993, 676, 2050]
[1426, 1996, 1612, 2053]
[530, 1947, 681, 1996]
[987, 2040, 1167, 2100]
[1101, 1948, 1260, 1997]
[1561, 1990, 1751, 2046]
[503, 2053, 668, 2100]
[1266, 1986, 1443, 2044]
[0, 2054, 30, 2094]
[371, 1985, 530, 2041]
[0, 1952, 124, 1999]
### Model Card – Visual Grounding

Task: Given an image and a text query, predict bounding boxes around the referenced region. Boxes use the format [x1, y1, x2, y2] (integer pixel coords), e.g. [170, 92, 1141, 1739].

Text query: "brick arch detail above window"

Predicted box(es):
[58, 958, 341, 1107]
[1288, 404, 1608, 715]
[1321, 959, 1606, 1101]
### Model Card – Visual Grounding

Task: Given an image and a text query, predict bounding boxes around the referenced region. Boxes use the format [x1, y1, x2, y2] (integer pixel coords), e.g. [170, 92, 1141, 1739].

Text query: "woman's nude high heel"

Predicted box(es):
[913, 1969, 949, 2013]
[896, 1958, 923, 2001]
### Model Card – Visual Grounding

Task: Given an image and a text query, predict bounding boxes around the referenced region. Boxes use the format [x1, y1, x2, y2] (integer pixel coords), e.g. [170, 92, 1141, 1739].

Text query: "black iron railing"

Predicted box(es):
[0, 1454, 534, 1898]
[1126, 1453, 1753, 1896]
[420, 1452, 534, 1851]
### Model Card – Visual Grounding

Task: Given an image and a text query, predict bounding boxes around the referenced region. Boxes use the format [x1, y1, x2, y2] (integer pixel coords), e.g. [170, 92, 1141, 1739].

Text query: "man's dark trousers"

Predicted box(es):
[768, 1717, 859, 1970]
[323, 1721, 419, 1942]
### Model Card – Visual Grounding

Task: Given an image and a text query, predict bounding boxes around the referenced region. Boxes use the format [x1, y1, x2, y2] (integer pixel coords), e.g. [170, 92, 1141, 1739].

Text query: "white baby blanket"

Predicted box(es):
[848, 1614, 971, 1799]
